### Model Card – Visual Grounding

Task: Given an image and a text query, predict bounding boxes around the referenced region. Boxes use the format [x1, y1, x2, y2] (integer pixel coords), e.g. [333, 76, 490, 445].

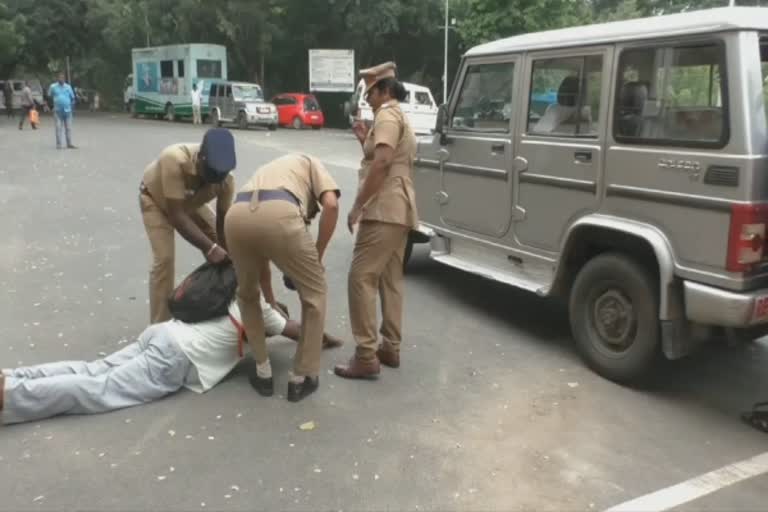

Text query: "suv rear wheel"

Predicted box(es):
[569, 253, 660, 384]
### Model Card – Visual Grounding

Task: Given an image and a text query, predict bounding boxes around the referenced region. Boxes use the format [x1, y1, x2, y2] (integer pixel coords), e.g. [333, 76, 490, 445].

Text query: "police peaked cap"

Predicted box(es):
[200, 128, 237, 176]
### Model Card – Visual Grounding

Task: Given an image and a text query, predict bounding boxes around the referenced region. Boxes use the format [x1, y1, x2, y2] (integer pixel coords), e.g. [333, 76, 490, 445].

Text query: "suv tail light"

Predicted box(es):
[726, 203, 768, 272]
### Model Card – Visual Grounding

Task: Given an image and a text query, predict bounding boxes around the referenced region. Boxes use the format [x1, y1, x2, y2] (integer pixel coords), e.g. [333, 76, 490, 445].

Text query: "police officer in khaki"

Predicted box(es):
[224, 154, 340, 402]
[140, 128, 236, 324]
[335, 62, 418, 379]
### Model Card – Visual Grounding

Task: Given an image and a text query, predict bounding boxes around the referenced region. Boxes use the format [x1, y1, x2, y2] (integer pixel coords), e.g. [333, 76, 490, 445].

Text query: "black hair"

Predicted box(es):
[373, 77, 407, 102]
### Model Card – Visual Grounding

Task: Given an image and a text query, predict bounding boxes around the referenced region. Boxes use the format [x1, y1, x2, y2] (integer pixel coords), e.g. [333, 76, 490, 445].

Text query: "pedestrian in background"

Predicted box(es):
[191, 83, 202, 125]
[48, 72, 76, 149]
[3, 81, 14, 118]
[18, 81, 37, 130]
[335, 61, 419, 379]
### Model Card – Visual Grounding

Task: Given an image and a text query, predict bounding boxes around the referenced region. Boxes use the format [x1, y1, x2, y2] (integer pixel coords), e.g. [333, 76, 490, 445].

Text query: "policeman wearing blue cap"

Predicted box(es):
[139, 128, 237, 323]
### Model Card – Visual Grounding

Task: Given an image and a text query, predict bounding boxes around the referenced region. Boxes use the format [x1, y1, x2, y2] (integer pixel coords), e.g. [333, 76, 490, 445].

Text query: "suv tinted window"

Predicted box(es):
[528, 55, 603, 137]
[614, 42, 727, 147]
[450, 61, 515, 132]
[209, 84, 218, 97]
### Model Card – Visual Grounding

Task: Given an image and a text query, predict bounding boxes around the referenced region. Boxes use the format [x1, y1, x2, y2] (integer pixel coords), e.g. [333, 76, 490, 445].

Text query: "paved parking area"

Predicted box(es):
[0, 113, 766, 511]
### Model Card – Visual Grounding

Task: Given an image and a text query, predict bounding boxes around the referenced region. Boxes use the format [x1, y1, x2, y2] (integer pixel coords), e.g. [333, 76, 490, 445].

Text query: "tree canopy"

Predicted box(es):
[0, 0, 744, 108]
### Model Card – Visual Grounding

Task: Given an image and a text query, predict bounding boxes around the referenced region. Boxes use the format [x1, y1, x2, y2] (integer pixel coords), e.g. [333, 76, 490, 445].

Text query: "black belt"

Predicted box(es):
[236, 189, 299, 206]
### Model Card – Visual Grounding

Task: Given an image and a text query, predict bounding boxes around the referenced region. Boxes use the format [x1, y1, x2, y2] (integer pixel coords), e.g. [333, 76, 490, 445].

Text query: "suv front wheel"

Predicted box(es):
[569, 253, 660, 384]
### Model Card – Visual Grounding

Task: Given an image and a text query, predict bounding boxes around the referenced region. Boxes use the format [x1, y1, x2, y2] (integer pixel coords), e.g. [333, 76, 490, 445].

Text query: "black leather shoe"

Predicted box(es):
[249, 375, 274, 397]
[287, 377, 319, 402]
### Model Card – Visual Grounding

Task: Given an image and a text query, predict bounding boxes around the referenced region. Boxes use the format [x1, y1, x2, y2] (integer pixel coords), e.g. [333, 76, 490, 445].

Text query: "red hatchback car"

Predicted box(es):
[271, 93, 325, 129]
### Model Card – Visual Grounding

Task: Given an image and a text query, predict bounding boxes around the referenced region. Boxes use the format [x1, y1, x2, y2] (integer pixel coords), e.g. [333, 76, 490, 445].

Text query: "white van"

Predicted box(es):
[347, 79, 439, 134]
[0, 79, 44, 110]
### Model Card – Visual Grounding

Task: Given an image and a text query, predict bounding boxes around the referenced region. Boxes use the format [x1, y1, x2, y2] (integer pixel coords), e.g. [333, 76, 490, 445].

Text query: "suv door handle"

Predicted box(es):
[574, 151, 592, 163]
[491, 143, 505, 152]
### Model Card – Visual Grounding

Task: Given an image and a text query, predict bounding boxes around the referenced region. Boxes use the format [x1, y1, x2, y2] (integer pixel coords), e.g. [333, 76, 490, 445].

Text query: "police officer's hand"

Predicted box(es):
[206, 244, 229, 264]
[347, 206, 363, 234]
[352, 120, 368, 145]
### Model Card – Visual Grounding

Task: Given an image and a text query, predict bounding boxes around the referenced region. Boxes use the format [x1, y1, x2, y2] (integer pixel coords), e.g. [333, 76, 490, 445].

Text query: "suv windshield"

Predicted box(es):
[233, 85, 263, 101]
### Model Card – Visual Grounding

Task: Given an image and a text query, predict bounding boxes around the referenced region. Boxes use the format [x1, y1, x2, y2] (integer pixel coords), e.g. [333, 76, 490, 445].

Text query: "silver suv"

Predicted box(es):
[208, 80, 277, 130]
[410, 7, 768, 383]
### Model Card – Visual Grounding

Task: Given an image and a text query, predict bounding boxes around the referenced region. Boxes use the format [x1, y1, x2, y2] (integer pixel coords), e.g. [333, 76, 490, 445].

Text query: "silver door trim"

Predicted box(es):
[606, 184, 737, 211]
[415, 158, 440, 170]
[519, 173, 597, 193]
[443, 162, 508, 180]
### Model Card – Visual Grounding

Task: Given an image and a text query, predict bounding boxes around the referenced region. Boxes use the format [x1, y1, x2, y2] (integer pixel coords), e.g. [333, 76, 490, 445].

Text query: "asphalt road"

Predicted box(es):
[0, 112, 766, 511]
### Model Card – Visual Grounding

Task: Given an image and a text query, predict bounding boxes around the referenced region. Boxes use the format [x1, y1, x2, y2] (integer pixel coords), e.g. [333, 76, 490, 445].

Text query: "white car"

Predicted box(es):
[346, 79, 439, 135]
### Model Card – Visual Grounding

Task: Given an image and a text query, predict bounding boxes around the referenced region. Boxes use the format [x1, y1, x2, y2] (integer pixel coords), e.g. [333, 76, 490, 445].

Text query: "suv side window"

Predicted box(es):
[414, 92, 433, 106]
[614, 42, 727, 147]
[450, 61, 515, 132]
[225, 85, 232, 98]
[527, 55, 603, 137]
[210, 84, 218, 97]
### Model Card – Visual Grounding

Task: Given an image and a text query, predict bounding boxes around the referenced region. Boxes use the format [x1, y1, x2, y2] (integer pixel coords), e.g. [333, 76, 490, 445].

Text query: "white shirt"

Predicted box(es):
[191, 89, 201, 107]
[166, 298, 287, 393]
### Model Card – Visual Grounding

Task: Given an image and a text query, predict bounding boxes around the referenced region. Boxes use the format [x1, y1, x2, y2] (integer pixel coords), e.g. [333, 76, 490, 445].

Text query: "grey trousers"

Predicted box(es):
[1, 324, 192, 425]
[54, 111, 73, 148]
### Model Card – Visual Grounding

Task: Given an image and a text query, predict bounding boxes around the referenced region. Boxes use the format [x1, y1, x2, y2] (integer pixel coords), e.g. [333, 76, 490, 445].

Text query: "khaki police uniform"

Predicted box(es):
[349, 99, 418, 361]
[140, 143, 235, 323]
[224, 154, 339, 378]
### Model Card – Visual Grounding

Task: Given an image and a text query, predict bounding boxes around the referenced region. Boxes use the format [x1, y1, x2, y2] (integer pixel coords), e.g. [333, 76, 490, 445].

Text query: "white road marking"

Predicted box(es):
[604, 451, 768, 512]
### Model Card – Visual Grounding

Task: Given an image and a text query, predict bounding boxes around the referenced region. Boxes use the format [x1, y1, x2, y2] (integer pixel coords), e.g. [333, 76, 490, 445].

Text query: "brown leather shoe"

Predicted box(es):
[334, 356, 380, 379]
[376, 347, 400, 368]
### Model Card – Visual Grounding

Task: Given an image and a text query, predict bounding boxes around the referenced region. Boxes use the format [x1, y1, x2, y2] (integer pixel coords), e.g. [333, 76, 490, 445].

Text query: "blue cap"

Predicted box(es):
[200, 128, 236, 182]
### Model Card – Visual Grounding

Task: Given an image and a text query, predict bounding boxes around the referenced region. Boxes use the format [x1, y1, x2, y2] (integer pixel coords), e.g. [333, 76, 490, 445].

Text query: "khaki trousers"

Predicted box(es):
[224, 200, 326, 377]
[139, 193, 217, 323]
[348, 220, 409, 361]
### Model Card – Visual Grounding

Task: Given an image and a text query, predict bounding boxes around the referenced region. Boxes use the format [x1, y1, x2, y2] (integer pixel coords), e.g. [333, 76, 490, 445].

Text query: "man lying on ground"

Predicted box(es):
[0, 298, 343, 425]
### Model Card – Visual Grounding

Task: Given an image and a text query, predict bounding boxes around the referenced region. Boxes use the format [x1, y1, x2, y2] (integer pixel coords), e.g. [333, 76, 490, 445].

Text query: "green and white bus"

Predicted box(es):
[126, 43, 227, 121]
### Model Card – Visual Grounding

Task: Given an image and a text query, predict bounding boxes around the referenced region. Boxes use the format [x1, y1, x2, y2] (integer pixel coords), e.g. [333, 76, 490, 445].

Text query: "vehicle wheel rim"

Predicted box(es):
[591, 289, 636, 352]
[293, 118, 301, 129]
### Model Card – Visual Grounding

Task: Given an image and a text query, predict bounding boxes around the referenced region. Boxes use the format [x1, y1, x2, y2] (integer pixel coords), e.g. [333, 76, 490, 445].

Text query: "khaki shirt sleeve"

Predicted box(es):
[158, 150, 186, 201]
[217, 175, 235, 212]
[372, 109, 402, 149]
[310, 162, 341, 201]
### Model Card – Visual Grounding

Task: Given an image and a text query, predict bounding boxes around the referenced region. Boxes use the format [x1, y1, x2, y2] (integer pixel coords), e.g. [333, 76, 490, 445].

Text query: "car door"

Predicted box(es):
[222, 84, 234, 120]
[410, 90, 438, 134]
[513, 48, 610, 252]
[437, 57, 519, 238]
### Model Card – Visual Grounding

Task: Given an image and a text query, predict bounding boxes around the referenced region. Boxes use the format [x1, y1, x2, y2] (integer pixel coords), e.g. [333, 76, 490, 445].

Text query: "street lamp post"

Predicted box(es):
[443, 0, 449, 103]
